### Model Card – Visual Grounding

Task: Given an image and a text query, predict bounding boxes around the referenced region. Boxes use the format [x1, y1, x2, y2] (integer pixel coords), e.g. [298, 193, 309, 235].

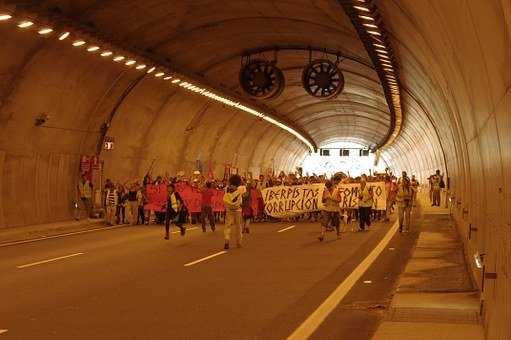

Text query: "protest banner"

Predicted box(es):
[212, 190, 225, 212]
[175, 183, 202, 213]
[262, 184, 325, 218]
[144, 183, 167, 212]
[337, 182, 387, 210]
[250, 188, 260, 216]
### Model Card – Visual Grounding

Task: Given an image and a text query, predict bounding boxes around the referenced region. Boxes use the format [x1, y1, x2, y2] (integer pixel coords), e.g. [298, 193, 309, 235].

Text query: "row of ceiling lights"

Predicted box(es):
[348, 0, 403, 147]
[0, 11, 315, 152]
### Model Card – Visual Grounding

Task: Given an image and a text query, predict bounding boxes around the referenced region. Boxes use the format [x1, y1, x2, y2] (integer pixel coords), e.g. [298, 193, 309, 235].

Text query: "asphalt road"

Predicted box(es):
[0, 217, 417, 340]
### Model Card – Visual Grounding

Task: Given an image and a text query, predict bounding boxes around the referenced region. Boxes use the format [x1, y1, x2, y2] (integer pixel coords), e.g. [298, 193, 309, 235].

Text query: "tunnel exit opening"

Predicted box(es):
[300, 141, 388, 178]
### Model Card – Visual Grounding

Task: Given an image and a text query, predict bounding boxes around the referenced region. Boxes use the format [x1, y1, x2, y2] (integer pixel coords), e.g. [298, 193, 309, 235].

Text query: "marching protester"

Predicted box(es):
[396, 172, 412, 233]
[164, 183, 186, 240]
[137, 184, 146, 225]
[76, 173, 93, 220]
[104, 181, 118, 226]
[241, 181, 254, 234]
[358, 176, 373, 231]
[431, 169, 442, 206]
[201, 181, 216, 232]
[223, 175, 244, 250]
[319, 180, 341, 242]
[125, 182, 138, 225]
[410, 175, 419, 207]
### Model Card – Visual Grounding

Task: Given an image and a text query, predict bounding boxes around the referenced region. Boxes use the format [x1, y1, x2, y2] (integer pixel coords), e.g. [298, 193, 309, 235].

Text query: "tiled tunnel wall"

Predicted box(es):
[0, 0, 509, 338]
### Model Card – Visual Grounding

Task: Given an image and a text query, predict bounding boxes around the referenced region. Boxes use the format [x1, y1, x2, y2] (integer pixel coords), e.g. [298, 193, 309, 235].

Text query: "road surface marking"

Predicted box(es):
[0, 224, 127, 247]
[171, 226, 198, 234]
[184, 251, 227, 267]
[287, 220, 399, 340]
[17, 252, 85, 269]
[278, 225, 296, 233]
[0, 330, 7, 335]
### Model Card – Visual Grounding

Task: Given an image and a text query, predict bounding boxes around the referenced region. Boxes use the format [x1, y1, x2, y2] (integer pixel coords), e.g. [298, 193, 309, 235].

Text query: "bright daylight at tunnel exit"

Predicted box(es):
[0, 1, 509, 340]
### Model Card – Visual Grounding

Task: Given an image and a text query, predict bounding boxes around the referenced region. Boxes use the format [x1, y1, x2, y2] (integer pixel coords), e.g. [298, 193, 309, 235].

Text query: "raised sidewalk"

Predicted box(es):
[372, 199, 484, 340]
[0, 218, 106, 246]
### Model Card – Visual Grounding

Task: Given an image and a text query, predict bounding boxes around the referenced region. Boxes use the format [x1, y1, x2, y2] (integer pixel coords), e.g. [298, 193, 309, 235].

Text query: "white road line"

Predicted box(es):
[0, 224, 127, 247]
[17, 252, 85, 269]
[184, 251, 227, 267]
[0, 330, 7, 335]
[278, 225, 296, 233]
[287, 220, 399, 340]
[171, 226, 199, 234]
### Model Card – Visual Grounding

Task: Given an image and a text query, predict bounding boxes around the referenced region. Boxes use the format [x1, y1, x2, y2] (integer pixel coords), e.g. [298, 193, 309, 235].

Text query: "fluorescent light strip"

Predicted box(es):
[59, 32, 70, 40]
[0, 14, 12, 21]
[359, 15, 374, 21]
[18, 21, 33, 28]
[16, 16, 315, 152]
[353, 5, 370, 12]
[38, 28, 53, 34]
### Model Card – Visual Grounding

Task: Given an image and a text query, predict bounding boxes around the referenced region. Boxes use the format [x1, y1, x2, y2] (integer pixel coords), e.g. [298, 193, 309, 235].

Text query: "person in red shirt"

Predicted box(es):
[201, 182, 216, 232]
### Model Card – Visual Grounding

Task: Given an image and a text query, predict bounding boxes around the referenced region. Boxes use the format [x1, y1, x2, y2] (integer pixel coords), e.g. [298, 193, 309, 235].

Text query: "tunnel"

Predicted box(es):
[0, 1, 509, 339]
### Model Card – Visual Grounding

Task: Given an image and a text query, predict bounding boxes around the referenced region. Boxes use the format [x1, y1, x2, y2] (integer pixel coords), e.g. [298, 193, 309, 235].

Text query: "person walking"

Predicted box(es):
[164, 183, 186, 240]
[431, 170, 442, 206]
[410, 175, 419, 207]
[137, 185, 146, 225]
[200, 182, 216, 232]
[105, 182, 118, 226]
[241, 182, 254, 234]
[127, 182, 139, 225]
[396, 175, 412, 233]
[319, 180, 341, 241]
[77, 174, 93, 220]
[223, 175, 244, 250]
[358, 177, 373, 231]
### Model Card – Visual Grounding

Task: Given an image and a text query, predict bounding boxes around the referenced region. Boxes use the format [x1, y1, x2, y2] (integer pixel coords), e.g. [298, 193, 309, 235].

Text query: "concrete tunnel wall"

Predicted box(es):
[0, 21, 309, 228]
[0, 0, 510, 338]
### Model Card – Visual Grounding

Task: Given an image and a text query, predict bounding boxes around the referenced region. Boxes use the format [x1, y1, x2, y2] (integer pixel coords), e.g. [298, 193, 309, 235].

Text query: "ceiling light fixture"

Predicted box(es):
[358, 15, 374, 21]
[154, 72, 164, 77]
[125, 60, 136, 66]
[136, 64, 146, 70]
[100, 51, 113, 57]
[146, 66, 156, 74]
[87, 46, 100, 52]
[18, 21, 34, 28]
[59, 32, 70, 40]
[72, 40, 86, 47]
[38, 28, 53, 34]
[353, 5, 370, 12]
[113, 56, 125, 62]
[0, 14, 12, 21]
[367, 30, 381, 36]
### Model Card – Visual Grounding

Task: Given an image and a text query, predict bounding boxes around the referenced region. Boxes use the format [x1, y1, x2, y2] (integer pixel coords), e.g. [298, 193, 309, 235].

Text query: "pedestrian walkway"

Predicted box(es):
[0, 218, 105, 246]
[372, 196, 484, 340]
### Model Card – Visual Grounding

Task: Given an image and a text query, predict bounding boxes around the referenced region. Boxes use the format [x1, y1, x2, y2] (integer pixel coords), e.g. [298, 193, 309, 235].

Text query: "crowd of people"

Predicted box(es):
[75, 167, 446, 248]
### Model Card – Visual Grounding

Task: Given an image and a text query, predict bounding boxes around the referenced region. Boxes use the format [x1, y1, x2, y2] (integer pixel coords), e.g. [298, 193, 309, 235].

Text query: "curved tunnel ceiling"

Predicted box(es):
[17, 0, 394, 150]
